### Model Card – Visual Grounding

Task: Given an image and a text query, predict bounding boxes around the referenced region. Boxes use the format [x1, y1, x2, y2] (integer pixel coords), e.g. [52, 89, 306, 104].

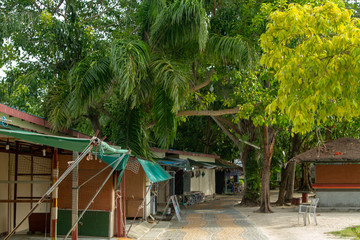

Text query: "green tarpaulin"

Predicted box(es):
[0, 128, 128, 154]
[138, 158, 173, 183]
[0, 128, 172, 183]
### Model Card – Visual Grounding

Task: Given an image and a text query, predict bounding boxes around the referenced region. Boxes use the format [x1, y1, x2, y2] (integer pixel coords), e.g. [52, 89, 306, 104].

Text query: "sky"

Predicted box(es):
[0, 66, 6, 78]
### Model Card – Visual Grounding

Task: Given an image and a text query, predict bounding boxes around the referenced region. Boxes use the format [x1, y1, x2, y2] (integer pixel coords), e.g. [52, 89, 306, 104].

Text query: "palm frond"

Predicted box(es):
[150, 0, 209, 53]
[137, 0, 167, 36]
[47, 78, 75, 131]
[69, 55, 113, 106]
[129, 72, 155, 108]
[150, 56, 190, 112]
[206, 34, 258, 68]
[111, 101, 151, 158]
[152, 88, 177, 148]
[110, 39, 151, 100]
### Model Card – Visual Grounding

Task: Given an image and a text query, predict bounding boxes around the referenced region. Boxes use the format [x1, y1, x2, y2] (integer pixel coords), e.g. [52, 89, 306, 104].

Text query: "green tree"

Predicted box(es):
[47, 0, 253, 157]
[261, 1, 360, 134]
[0, 0, 139, 115]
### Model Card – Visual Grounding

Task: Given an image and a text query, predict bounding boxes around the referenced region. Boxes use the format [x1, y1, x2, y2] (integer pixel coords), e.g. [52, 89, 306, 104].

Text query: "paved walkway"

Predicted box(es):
[139, 195, 267, 240]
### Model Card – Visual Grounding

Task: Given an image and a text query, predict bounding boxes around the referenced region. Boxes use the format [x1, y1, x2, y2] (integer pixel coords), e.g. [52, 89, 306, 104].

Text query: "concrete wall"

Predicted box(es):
[317, 190, 360, 207]
[190, 169, 215, 196]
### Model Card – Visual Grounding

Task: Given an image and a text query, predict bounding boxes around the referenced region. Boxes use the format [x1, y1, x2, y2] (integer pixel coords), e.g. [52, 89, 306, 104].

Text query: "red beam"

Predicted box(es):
[313, 183, 360, 189]
[0, 104, 90, 139]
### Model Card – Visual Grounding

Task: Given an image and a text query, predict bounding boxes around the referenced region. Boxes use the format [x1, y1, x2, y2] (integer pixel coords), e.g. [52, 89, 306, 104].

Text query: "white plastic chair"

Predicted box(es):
[298, 204, 308, 225]
[298, 197, 319, 225]
[307, 198, 319, 225]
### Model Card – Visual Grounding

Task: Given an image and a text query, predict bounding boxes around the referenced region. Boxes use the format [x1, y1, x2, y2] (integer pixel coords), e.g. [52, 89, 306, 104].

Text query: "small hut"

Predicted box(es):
[292, 138, 360, 208]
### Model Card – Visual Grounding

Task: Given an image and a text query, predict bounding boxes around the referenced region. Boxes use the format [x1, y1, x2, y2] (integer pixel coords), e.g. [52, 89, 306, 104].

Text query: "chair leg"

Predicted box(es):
[303, 214, 306, 226]
[308, 213, 311, 224]
[314, 213, 317, 225]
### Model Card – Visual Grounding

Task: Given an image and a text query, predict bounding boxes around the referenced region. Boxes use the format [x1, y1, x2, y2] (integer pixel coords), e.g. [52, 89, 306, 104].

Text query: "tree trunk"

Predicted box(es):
[88, 107, 104, 138]
[278, 133, 303, 204]
[259, 124, 276, 213]
[275, 163, 291, 205]
[211, 117, 261, 206]
[240, 143, 260, 206]
[298, 163, 313, 191]
[285, 161, 296, 202]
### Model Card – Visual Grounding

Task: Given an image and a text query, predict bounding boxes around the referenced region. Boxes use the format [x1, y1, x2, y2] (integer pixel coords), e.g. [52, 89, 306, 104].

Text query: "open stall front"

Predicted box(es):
[0, 128, 172, 239]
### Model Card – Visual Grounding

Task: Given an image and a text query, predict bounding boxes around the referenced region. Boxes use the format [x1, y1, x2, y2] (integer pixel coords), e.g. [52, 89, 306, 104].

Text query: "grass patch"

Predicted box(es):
[329, 225, 360, 239]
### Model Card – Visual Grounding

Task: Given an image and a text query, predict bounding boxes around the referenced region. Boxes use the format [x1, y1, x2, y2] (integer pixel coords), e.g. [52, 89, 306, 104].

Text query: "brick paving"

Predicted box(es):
[139, 195, 267, 240]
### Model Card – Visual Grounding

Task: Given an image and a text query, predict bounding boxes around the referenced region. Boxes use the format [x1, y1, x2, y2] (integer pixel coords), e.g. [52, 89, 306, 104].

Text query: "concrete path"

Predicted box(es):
[5, 192, 360, 240]
[139, 192, 360, 240]
[139, 195, 267, 240]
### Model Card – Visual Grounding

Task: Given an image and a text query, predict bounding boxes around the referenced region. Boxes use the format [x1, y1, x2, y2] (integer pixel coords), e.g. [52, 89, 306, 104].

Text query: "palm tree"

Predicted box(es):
[48, 0, 254, 157]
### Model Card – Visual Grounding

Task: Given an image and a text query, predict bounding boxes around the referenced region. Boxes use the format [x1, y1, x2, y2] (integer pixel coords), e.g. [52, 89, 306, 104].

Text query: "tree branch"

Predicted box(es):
[130, 26, 140, 36]
[211, 116, 241, 149]
[177, 107, 239, 117]
[189, 69, 215, 92]
[212, 117, 260, 149]
[215, 116, 242, 136]
[34, 1, 41, 10]
[52, 0, 65, 14]
[83, 3, 119, 23]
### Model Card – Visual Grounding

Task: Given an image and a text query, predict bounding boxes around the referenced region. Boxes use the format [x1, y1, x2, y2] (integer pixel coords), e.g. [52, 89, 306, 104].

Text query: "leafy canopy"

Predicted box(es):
[261, 1, 360, 133]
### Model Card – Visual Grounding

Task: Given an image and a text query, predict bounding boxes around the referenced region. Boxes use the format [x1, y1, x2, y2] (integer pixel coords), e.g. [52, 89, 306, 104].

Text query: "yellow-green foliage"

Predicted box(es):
[40, 10, 53, 25]
[260, 1, 360, 133]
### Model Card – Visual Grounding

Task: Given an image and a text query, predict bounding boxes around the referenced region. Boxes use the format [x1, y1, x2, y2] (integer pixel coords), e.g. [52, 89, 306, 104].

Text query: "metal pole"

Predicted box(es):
[4, 143, 93, 240]
[51, 149, 59, 240]
[71, 152, 79, 240]
[64, 154, 126, 240]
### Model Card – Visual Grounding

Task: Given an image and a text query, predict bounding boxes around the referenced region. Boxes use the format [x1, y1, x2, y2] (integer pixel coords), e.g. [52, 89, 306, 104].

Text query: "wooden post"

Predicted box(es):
[117, 172, 126, 237]
[72, 152, 79, 240]
[51, 149, 59, 240]
[13, 141, 19, 229]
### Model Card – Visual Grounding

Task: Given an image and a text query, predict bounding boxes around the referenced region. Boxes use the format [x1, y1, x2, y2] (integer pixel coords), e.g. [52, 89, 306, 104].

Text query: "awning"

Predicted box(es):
[138, 158, 173, 183]
[187, 158, 232, 169]
[155, 157, 191, 170]
[0, 128, 127, 154]
[0, 128, 172, 182]
[187, 158, 210, 168]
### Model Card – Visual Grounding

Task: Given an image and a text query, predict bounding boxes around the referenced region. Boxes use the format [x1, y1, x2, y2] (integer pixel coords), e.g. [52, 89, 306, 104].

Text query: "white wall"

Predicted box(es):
[0, 152, 9, 234]
[144, 177, 151, 219]
[152, 152, 165, 158]
[190, 169, 215, 196]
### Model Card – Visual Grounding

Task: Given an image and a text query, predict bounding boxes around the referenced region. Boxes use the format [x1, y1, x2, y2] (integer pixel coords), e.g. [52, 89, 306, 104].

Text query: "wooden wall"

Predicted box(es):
[124, 168, 145, 218]
[316, 164, 360, 184]
[58, 154, 114, 211]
